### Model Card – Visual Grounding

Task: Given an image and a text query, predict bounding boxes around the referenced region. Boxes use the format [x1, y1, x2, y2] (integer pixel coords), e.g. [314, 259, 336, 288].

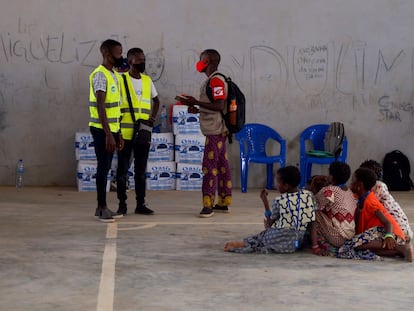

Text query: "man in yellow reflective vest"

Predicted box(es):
[116, 48, 160, 215]
[89, 39, 124, 223]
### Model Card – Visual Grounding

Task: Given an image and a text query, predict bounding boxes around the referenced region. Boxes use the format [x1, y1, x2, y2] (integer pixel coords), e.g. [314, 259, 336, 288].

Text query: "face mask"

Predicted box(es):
[113, 55, 124, 68]
[133, 63, 146, 73]
[196, 59, 208, 72]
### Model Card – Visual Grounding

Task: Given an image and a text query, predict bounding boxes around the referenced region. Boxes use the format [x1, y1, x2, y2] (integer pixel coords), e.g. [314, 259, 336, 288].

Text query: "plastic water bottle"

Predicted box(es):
[229, 98, 237, 126]
[16, 159, 24, 188]
[160, 104, 169, 132]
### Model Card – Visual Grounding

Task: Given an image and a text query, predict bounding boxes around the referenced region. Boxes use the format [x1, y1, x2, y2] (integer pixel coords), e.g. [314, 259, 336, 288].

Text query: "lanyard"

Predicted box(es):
[286, 191, 302, 230]
[286, 191, 301, 249]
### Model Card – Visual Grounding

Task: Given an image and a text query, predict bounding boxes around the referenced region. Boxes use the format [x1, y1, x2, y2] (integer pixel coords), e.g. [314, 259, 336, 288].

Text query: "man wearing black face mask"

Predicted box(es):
[89, 39, 124, 222]
[116, 48, 160, 215]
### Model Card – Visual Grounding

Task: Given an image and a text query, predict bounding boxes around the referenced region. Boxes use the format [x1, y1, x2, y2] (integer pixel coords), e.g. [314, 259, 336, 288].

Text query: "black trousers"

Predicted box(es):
[116, 139, 150, 205]
[90, 126, 119, 207]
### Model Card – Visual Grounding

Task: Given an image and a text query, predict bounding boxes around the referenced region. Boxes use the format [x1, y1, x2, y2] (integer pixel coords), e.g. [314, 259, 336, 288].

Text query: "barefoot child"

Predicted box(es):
[224, 166, 316, 253]
[336, 168, 413, 262]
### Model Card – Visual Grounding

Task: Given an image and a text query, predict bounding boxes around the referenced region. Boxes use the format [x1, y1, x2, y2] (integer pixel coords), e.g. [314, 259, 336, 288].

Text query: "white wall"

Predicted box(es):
[0, 0, 413, 187]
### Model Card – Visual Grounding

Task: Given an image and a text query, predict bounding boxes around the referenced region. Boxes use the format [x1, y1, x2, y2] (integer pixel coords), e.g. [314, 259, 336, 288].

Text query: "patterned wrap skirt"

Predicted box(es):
[229, 228, 306, 254]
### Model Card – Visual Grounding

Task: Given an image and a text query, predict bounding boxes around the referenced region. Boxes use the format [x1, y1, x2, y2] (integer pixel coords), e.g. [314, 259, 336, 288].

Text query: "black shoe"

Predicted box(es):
[96, 208, 115, 223]
[199, 207, 214, 218]
[213, 204, 229, 213]
[135, 203, 154, 215]
[117, 203, 128, 215]
[95, 207, 123, 219]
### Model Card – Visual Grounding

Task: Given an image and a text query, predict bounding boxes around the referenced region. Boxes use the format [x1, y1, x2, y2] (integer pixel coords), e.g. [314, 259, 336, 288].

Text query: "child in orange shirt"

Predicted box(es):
[336, 167, 412, 261]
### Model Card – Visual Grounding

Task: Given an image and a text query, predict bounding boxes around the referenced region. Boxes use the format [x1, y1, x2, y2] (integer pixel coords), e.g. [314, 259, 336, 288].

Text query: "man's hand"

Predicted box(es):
[188, 106, 199, 114]
[180, 95, 198, 106]
[141, 119, 154, 127]
[118, 136, 124, 151]
[105, 133, 116, 153]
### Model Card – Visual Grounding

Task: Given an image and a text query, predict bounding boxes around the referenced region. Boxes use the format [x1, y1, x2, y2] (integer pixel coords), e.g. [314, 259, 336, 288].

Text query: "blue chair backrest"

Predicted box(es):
[236, 123, 285, 157]
[300, 124, 330, 151]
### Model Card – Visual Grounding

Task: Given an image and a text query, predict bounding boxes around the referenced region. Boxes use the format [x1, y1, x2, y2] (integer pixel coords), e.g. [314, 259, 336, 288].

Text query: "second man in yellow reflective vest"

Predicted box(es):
[116, 48, 160, 215]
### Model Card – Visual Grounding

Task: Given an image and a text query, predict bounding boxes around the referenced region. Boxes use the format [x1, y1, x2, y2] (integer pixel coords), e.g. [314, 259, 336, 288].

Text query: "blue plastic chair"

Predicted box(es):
[235, 123, 286, 193]
[299, 124, 348, 187]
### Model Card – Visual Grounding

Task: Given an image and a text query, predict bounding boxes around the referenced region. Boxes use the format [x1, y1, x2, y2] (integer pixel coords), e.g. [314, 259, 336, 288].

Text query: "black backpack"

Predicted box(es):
[206, 73, 246, 143]
[382, 150, 414, 191]
[323, 122, 345, 158]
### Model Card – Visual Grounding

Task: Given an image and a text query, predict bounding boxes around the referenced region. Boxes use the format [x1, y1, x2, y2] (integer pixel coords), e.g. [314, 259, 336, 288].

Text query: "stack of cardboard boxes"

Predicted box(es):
[74, 132, 112, 192]
[172, 105, 205, 191]
[75, 104, 205, 192]
[145, 132, 175, 190]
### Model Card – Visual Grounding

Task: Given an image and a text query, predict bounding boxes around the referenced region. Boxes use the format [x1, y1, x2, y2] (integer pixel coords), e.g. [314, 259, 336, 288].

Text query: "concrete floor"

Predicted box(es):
[1, 186, 414, 311]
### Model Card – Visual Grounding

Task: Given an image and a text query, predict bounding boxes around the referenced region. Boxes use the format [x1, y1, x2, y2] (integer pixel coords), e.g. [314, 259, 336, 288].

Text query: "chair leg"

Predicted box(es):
[240, 158, 248, 193]
[266, 163, 273, 190]
[300, 160, 307, 188]
[305, 163, 313, 187]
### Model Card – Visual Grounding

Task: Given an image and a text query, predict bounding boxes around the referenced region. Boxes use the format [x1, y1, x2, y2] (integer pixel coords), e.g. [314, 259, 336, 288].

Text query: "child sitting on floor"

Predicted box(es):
[224, 166, 316, 253]
[360, 159, 413, 241]
[307, 175, 330, 194]
[336, 167, 413, 262]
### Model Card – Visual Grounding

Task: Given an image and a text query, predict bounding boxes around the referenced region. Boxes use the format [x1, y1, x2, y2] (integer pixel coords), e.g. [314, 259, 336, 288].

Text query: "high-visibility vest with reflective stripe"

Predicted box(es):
[88, 65, 121, 133]
[119, 72, 152, 140]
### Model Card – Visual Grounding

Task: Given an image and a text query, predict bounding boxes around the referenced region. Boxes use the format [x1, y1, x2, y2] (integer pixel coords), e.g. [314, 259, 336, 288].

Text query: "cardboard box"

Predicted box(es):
[146, 161, 176, 190]
[176, 163, 204, 191]
[77, 160, 110, 192]
[174, 134, 205, 164]
[172, 105, 201, 135]
[148, 132, 174, 162]
[75, 132, 96, 160]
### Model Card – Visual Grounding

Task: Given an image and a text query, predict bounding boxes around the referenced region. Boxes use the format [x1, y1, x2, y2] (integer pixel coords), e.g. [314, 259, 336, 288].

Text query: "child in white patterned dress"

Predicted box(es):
[360, 160, 413, 241]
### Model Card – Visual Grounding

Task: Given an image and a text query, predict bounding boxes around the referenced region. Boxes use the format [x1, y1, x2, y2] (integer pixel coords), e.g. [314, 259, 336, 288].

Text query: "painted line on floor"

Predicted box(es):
[96, 220, 264, 309]
[117, 221, 263, 231]
[96, 222, 118, 311]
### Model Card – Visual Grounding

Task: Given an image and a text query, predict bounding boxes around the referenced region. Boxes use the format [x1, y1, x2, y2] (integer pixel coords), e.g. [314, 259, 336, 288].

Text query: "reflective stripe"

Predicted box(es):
[90, 117, 119, 123]
[121, 107, 139, 113]
[119, 72, 152, 140]
[121, 107, 151, 114]
[89, 102, 120, 108]
[120, 123, 134, 129]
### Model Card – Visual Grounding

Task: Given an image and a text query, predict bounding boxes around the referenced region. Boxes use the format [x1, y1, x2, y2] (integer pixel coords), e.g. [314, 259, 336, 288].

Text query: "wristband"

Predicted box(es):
[383, 233, 394, 240]
[264, 210, 272, 218]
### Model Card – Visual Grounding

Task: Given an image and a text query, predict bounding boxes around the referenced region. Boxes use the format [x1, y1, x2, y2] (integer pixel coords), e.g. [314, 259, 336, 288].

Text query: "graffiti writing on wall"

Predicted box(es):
[2, 17, 414, 123]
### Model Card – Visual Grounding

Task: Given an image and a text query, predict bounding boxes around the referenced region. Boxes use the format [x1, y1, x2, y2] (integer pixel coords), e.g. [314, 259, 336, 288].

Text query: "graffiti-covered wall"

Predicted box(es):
[0, 0, 413, 186]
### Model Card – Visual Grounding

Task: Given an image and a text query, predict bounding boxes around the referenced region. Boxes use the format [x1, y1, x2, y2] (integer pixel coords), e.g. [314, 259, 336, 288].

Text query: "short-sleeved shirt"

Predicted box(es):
[198, 71, 228, 136]
[130, 76, 158, 100]
[92, 71, 119, 94]
[357, 191, 405, 240]
[315, 185, 356, 223]
[270, 189, 316, 231]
